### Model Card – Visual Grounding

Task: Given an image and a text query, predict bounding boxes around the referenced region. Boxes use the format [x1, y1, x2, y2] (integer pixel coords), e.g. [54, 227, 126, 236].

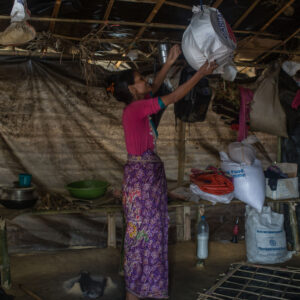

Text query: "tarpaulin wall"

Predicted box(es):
[0, 56, 277, 192]
[0, 57, 279, 252]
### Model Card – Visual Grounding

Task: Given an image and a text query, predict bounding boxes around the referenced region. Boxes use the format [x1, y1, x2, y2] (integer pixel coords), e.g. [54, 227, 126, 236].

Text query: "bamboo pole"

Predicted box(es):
[197, 293, 224, 300]
[49, 0, 62, 32]
[237, 48, 300, 55]
[0, 14, 296, 41]
[128, 0, 167, 48]
[256, 27, 300, 63]
[232, 268, 300, 282]
[177, 120, 186, 186]
[19, 285, 43, 300]
[239, 0, 296, 65]
[289, 202, 300, 252]
[259, 0, 295, 32]
[212, 0, 223, 8]
[117, 0, 192, 10]
[52, 30, 281, 43]
[116, 0, 167, 67]
[214, 286, 289, 300]
[233, 0, 261, 29]
[0, 15, 187, 30]
[231, 273, 300, 290]
[0, 219, 10, 289]
[95, 0, 115, 39]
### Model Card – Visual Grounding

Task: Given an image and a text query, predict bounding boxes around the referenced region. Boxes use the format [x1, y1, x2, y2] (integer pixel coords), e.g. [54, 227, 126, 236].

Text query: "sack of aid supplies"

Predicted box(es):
[182, 5, 237, 81]
[245, 206, 293, 264]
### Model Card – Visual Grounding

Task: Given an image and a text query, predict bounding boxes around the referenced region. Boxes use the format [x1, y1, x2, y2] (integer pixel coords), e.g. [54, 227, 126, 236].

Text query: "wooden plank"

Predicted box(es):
[233, 0, 261, 29]
[107, 213, 117, 248]
[49, 0, 62, 32]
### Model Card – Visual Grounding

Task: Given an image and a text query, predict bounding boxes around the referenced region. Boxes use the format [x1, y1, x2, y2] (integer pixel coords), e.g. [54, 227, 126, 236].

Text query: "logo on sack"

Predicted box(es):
[216, 10, 236, 44]
[269, 239, 277, 246]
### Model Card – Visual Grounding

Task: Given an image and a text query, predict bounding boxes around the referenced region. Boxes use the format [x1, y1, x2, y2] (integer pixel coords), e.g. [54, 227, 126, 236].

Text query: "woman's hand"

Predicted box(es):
[199, 61, 218, 76]
[166, 44, 182, 66]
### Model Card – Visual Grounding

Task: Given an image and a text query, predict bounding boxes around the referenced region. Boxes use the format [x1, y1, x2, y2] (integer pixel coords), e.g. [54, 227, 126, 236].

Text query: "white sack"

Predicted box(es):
[245, 205, 293, 264]
[220, 152, 265, 212]
[182, 5, 237, 81]
[282, 61, 300, 77]
[190, 183, 233, 204]
[228, 141, 256, 165]
[11, 0, 29, 23]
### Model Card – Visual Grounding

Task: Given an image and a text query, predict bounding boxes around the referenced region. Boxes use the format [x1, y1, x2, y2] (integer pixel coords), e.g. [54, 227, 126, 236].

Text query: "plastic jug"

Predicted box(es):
[19, 173, 32, 187]
[197, 215, 209, 259]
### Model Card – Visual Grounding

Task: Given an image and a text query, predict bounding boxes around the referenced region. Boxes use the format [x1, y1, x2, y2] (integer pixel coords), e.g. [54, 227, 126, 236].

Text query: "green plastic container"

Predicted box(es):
[66, 180, 108, 199]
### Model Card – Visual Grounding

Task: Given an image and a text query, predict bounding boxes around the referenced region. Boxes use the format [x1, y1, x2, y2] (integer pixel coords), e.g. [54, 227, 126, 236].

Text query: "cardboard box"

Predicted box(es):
[265, 163, 299, 200]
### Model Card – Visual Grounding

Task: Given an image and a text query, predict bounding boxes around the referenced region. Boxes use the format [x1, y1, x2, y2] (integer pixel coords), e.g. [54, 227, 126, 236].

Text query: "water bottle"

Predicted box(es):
[197, 215, 209, 260]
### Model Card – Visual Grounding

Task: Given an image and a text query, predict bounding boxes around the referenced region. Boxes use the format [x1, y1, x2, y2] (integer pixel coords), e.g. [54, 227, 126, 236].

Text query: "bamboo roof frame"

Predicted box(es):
[116, 0, 167, 67]
[0, 0, 298, 67]
[256, 27, 300, 63]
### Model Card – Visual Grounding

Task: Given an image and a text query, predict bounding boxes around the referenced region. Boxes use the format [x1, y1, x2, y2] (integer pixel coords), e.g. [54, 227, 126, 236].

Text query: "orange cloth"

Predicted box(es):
[190, 172, 234, 195]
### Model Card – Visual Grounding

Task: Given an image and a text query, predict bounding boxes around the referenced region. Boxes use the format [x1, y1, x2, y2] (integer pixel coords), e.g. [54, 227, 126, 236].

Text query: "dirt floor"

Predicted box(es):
[4, 241, 300, 300]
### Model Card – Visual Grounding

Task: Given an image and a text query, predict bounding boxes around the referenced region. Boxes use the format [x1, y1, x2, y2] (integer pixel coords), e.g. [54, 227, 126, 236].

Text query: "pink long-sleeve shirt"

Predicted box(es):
[122, 96, 165, 155]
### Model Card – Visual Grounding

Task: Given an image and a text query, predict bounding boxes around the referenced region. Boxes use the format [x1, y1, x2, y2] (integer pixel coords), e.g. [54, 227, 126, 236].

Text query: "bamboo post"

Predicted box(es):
[177, 120, 186, 186]
[0, 219, 10, 289]
[183, 206, 191, 241]
[289, 202, 300, 252]
[107, 213, 117, 248]
[274, 137, 282, 212]
[176, 207, 184, 241]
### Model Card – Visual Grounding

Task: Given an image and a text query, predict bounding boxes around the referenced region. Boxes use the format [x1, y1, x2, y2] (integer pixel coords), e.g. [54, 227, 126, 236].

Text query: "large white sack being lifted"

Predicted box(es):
[182, 6, 237, 81]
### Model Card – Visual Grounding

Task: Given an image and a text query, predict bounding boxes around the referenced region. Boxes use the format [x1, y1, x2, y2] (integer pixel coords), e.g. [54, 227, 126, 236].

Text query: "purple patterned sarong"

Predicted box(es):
[122, 150, 169, 299]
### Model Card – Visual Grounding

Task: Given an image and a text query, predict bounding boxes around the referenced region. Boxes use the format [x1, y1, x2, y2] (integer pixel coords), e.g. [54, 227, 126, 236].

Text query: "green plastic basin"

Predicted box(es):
[66, 180, 108, 199]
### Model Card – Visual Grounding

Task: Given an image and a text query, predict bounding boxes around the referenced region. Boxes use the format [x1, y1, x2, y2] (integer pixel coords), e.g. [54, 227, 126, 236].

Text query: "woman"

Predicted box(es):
[108, 45, 217, 300]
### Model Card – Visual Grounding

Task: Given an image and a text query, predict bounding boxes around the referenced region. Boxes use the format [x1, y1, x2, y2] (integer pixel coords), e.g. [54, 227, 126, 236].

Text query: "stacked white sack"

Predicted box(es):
[182, 5, 237, 81]
[245, 206, 293, 264]
[220, 151, 265, 212]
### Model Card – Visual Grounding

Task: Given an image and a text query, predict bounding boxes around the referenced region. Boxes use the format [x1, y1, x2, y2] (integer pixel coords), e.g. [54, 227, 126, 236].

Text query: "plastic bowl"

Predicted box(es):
[66, 180, 108, 199]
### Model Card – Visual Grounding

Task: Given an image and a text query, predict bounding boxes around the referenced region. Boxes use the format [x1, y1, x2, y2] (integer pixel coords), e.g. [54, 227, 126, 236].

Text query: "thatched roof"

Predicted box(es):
[0, 0, 299, 72]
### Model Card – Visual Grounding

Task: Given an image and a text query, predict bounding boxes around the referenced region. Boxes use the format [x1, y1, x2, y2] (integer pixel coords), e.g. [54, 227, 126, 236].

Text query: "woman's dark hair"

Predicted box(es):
[107, 69, 135, 104]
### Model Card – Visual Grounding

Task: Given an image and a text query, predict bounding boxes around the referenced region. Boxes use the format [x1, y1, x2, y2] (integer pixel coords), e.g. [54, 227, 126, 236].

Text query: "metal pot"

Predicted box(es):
[0, 186, 38, 209]
[158, 43, 170, 65]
